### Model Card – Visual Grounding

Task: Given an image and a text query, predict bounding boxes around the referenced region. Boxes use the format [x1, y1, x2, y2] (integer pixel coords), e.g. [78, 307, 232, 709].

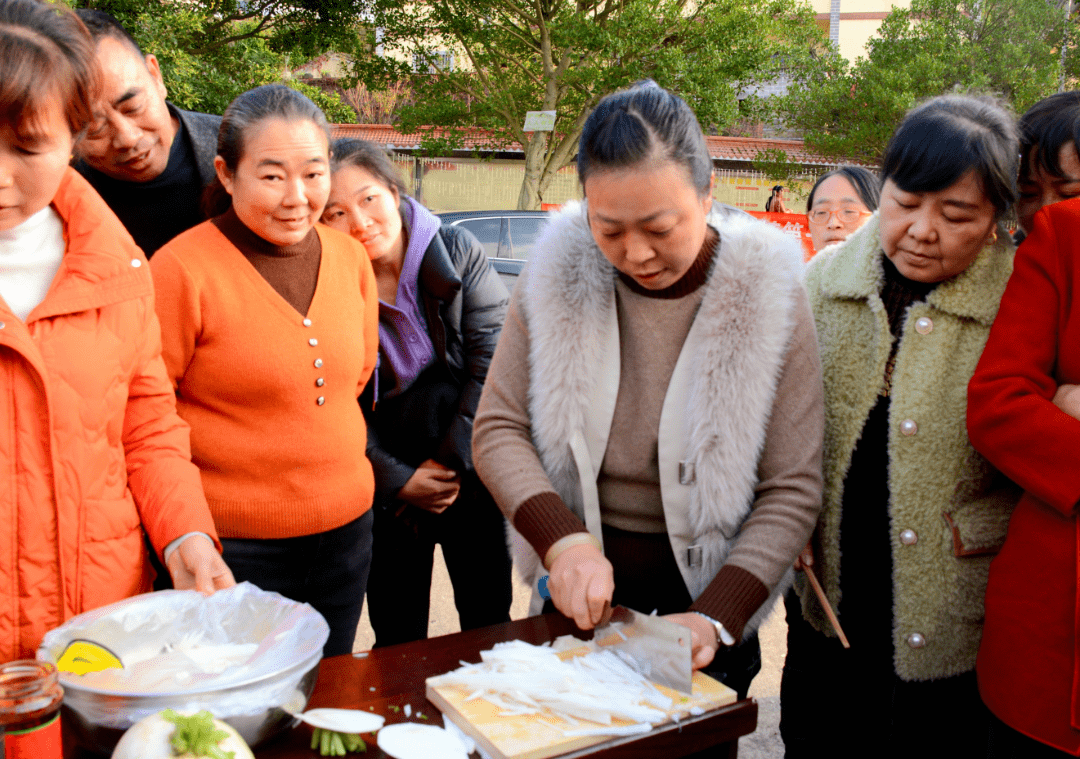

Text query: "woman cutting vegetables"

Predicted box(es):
[472, 81, 824, 697]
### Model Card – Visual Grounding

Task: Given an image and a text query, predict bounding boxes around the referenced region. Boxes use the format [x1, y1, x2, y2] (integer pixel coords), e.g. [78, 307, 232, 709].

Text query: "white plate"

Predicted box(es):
[376, 723, 469, 759]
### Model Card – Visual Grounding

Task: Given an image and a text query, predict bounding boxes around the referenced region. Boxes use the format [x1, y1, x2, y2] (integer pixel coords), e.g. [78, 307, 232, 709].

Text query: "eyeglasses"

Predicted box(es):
[807, 208, 871, 225]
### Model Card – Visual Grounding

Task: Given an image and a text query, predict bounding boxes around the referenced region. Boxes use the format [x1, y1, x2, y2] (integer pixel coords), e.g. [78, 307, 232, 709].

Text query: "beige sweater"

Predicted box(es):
[474, 240, 824, 639]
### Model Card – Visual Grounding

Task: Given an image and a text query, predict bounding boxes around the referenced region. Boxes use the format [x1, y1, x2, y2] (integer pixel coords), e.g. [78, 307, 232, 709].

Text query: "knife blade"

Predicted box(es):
[592, 605, 694, 694]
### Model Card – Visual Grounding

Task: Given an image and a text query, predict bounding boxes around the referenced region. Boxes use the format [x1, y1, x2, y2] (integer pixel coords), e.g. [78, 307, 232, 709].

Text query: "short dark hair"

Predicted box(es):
[1018, 91, 1080, 179]
[74, 8, 141, 55]
[330, 138, 407, 198]
[881, 94, 1019, 218]
[0, 0, 98, 134]
[807, 166, 881, 212]
[577, 81, 712, 196]
[202, 84, 331, 217]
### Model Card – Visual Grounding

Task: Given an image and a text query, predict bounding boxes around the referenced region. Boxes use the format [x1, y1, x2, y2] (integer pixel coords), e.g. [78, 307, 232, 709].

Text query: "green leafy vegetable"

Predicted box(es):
[311, 728, 367, 755]
[162, 709, 235, 759]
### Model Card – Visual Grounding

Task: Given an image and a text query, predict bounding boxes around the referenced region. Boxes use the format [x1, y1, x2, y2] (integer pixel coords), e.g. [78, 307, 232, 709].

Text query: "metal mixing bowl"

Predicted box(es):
[37, 584, 329, 755]
[57, 651, 321, 755]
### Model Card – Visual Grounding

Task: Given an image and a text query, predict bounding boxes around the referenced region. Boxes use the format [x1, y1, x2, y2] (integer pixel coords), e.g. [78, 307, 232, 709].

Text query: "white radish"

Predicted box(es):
[111, 709, 253, 759]
[296, 708, 384, 734]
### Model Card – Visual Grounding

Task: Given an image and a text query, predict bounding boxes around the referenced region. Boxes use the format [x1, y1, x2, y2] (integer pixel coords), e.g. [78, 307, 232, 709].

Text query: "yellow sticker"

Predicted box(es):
[56, 640, 123, 675]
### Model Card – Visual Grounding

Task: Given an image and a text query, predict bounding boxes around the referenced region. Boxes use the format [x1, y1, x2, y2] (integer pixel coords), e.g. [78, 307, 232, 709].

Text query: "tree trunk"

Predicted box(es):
[517, 134, 548, 209]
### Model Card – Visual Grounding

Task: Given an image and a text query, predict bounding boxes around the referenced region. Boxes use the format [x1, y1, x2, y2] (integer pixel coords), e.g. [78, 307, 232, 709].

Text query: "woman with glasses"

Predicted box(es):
[780, 95, 1020, 756]
[805, 166, 880, 253]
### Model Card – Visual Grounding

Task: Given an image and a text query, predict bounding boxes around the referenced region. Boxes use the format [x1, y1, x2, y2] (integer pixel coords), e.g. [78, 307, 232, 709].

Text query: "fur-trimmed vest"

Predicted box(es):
[798, 213, 1020, 681]
[513, 202, 804, 627]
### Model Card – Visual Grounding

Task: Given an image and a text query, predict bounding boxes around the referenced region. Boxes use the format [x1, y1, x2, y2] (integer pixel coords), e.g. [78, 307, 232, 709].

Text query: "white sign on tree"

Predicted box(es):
[523, 111, 557, 132]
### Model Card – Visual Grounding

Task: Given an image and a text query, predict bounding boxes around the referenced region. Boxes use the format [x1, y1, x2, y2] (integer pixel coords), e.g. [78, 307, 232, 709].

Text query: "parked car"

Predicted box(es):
[439, 210, 550, 291]
[440, 203, 746, 292]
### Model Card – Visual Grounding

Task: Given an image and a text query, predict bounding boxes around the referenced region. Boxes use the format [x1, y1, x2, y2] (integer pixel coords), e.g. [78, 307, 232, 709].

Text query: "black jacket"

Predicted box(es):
[74, 104, 221, 188]
[364, 223, 509, 504]
[72, 105, 221, 255]
[174, 106, 223, 187]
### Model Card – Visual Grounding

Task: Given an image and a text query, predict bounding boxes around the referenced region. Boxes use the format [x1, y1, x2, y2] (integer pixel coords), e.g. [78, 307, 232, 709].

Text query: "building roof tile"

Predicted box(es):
[328, 123, 857, 167]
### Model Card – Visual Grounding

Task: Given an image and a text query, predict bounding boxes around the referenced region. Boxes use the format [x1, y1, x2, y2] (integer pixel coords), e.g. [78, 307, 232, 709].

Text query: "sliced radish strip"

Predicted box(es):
[377, 723, 469, 759]
[298, 708, 385, 733]
[429, 640, 670, 727]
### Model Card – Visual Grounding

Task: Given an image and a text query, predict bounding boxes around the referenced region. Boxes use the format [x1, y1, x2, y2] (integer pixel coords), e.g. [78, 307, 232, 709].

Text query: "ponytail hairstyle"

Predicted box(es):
[577, 80, 712, 197]
[202, 84, 331, 218]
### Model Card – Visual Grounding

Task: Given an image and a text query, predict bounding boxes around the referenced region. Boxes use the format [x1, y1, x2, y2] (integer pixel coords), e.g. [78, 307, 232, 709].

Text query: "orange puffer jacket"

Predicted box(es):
[0, 170, 219, 660]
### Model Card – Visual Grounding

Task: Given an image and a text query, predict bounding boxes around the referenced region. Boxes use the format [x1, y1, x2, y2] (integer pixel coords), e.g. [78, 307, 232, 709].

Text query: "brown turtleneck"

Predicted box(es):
[212, 207, 322, 316]
[600, 226, 718, 533]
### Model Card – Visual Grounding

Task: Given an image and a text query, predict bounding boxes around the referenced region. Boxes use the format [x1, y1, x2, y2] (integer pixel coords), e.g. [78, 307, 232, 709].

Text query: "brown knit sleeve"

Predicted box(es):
[513, 492, 589, 561]
[689, 566, 770, 643]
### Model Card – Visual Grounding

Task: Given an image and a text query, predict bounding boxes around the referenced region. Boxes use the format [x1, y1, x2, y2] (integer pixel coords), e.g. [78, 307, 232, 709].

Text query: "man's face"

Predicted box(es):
[77, 37, 177, 182]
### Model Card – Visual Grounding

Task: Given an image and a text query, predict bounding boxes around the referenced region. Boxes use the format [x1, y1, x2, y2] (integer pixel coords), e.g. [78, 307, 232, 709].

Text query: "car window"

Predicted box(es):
[506, 216, 546, 260]
[456, 218, 504, 259]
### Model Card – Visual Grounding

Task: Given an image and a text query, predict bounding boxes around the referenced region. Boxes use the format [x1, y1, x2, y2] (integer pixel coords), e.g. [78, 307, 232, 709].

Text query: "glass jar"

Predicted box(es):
[0, 660, 64, 759]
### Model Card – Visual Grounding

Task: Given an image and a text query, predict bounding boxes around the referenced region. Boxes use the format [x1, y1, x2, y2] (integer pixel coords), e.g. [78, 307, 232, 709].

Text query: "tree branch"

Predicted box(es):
[192, 14, 275, 55]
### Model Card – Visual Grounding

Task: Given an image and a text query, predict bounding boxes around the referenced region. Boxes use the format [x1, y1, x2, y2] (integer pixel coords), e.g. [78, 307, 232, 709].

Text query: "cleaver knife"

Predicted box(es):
[592, 605, 694, 694]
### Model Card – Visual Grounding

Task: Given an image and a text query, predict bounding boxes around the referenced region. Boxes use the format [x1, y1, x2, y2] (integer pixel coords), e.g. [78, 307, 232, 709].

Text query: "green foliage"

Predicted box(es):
[74, 0, 357, 118]
[752, 147, 805, 185]
[357, 0, 827, 208]
[288, 81, 356, 123]
[778, 0, 1069, 165]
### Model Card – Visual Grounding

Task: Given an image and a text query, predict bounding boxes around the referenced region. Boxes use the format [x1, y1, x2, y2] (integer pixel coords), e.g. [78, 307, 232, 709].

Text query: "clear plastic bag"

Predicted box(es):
[36, 582, 328, 729]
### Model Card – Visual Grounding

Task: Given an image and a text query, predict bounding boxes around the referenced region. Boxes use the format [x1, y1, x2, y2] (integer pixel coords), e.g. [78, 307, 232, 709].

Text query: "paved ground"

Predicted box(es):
[353, 546, 787, 759]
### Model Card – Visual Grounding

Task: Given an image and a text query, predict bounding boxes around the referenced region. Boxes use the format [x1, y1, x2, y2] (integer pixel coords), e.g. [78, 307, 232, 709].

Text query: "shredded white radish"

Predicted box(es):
[428, 640, 673, 729]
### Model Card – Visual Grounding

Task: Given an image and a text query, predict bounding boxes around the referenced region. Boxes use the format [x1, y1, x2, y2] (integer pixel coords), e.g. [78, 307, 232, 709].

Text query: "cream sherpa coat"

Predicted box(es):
[798, 213, 1020, 681]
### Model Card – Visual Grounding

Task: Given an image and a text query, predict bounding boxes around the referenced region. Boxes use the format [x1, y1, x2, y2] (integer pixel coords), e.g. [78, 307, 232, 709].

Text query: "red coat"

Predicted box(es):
[0, 170, 219, 661]
[967, 197, 1080, 754]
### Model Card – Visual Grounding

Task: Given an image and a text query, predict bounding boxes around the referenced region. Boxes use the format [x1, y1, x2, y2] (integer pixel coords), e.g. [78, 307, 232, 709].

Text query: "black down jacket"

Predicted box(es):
[363, 223, 509, 507]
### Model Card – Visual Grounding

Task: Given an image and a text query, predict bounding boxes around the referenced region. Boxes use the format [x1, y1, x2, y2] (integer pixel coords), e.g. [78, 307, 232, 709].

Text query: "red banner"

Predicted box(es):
[747, 212, 816, 262]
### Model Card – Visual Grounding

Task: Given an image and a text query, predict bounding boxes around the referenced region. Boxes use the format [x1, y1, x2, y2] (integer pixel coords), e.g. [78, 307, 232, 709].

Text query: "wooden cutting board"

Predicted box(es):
[425, 646, 737, 759]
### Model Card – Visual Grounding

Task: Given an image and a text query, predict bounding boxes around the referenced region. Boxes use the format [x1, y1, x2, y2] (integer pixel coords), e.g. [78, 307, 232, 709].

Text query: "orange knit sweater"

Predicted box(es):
[151, 220, 379, 539]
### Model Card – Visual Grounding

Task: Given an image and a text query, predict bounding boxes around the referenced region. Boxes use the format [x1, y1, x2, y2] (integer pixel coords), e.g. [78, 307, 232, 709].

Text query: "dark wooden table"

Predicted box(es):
[256, 614, 757, 759]
[68, 614, 757, 758]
